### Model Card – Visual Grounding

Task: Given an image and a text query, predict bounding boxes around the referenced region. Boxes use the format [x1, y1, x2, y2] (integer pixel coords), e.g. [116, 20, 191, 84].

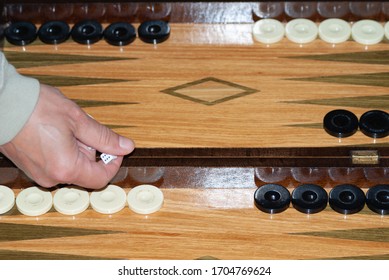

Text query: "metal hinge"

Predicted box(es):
[351, 150, 379, 165]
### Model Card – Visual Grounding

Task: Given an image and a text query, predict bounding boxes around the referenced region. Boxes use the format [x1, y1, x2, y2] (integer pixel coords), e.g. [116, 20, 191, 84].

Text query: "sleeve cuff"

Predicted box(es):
[0, 64, 40, 145]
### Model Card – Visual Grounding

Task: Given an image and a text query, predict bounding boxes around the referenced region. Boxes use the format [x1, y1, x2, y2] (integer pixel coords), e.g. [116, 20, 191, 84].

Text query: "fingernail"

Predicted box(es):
[119, 137, 135, 151]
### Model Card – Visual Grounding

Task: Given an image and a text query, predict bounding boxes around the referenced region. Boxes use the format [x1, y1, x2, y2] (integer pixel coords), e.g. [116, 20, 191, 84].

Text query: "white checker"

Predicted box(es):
[16, 186, 53, 216]
[90, 184, 126, 214]
[127, 184, 164, 215]
[53, 187, 90, 215]
[252, 19, 285, 44]
[100, 153, 117, 164]
[0, 185, 15, 214]
[385, 21, 389, 41]
[351, 20, 384, 45]
[285, 18, 318, 44]
[319, 18, 351, 44]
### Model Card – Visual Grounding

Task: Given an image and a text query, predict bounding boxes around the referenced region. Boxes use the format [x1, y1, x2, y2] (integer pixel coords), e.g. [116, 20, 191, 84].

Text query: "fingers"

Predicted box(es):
[77, 140, 96, 161]
[61, 113, 133, 189]
[71, 153, 124, 189]
[3, 83, 134, 190]
[71, 114, 134, 189]
[28, 149, 120, 189]
[75, 114, 135, 157]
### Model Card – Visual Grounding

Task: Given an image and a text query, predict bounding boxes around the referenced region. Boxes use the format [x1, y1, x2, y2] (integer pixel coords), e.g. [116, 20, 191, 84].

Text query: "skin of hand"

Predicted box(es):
[0, 84, 135, 189]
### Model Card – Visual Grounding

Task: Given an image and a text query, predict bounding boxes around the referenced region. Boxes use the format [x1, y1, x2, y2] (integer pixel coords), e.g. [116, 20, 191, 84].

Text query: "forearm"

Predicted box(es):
[0, 52, 40, 145]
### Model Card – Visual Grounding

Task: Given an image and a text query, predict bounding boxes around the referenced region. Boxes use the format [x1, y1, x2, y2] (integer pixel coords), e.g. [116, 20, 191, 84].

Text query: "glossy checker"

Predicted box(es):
[71, 20, 103, 45]
[0, 185, 15, 214]
[329, 184, 365, 215]
[291, 184, 328, 214]
[38, 21, 70, 44]
[254, 184, 290, 214]
[53, 187, 90, 215]
[5, 21, 37, 46]
[359, 110, 389, 139]
[138, 20, 170, 44]
[252, 19, 285, 44]
[366, 185, 389, 215]
[318, 18, 351, 44]
[16, 186, 53, 216]
[385, 22, 389, 41]
[127, 184, 164, 215]
[104, 22, 136, 46]
[351, 20, 384, 45]
[323, 109, 359, 138]
[285, 18, 318, 44]
[90, 184, 126, 214]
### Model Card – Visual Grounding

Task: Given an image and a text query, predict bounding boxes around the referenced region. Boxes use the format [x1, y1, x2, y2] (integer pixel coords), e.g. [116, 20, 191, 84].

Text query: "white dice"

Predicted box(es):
[100, 153, 117, 164]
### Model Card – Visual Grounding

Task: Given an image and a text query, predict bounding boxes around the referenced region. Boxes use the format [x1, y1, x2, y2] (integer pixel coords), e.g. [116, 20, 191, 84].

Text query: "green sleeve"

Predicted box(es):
[0, 52, 40, 145]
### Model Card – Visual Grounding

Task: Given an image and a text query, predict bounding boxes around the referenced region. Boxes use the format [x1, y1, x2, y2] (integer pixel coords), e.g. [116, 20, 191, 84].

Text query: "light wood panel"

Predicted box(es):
[1, 187, 389, 260]
[1, 22, 389, 260]
[6, 24, 389, 151]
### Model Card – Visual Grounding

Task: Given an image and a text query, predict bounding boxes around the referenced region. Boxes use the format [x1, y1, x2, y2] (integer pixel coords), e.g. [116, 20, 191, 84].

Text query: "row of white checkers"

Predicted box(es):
[0, 184, 164, 216]
[253, 18, 389, 45]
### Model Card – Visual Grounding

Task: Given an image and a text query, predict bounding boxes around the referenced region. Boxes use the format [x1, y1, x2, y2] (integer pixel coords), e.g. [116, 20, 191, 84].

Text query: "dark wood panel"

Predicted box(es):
[2, 1, 388, 23]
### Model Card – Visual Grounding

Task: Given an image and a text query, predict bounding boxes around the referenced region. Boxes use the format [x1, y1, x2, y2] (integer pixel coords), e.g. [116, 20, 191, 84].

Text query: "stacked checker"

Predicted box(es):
[323, 109, 389, 139]
[4, 18, 389, 47]
[0, 184, 164, 216]
[3, 20, 170, 46]
[2, 183, 388, 216]
[254, 183, 389, 216]
[253, 18, 389, 45]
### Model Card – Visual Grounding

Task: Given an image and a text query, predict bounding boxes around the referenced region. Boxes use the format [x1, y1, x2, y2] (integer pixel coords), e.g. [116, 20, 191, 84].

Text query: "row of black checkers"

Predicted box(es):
[254, 183, 389, 215]
[324, 109, 389, 139]
[3, 20, 170, 46]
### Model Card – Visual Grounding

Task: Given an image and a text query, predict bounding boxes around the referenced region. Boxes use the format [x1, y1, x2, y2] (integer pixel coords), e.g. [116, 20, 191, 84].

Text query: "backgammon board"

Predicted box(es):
[0, 1, 389, 260]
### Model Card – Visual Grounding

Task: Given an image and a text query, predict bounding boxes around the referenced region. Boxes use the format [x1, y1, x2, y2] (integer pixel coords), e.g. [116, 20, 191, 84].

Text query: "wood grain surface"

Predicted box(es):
[4, 24, 389, 150]
[0, 185, 389, 260]
[1, 21, 389, 260]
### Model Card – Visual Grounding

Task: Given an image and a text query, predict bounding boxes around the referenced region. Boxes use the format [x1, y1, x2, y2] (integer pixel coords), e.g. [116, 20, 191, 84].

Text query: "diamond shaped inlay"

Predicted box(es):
[161, 77, 259, 105]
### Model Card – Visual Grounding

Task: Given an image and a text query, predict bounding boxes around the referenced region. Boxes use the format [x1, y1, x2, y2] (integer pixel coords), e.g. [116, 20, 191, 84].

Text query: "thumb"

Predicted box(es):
[75, 114, 135, 155]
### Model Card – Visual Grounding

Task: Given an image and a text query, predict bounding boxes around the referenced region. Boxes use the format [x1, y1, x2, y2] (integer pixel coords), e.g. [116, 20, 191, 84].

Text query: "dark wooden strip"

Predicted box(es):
[196, 256, 220, 260]
[106, 124, 136, 130]
[72, 99, 138, 108]
[292, 227, 389, 243]
[287, 95, 389, 111]
[28, 75, 134, 87]
[0, 249, 119, 260]
[3, 1, 258, 23]
[2, 146, 389, 168]
[4, 51, 135, 69]
[123, 147, 389, 167]
[287, 123, 322, 129]
[289, 73, 389, 88]
[292, 50, 389, 66]
[323, 254, 389, 260]
[0, 223, 122, 242]
[5, 1, 386, 24]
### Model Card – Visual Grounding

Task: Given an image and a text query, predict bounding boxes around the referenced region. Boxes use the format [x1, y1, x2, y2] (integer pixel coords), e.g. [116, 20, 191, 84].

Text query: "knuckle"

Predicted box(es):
[98, 126, 114, 146]
[37, 179, 56, 189]
[90, 180, 109, 190]
[31, 174, 56, 188]
[25, 169, 56, 188]
[69, 104, 85, 122]
[47, 161, 77, 184]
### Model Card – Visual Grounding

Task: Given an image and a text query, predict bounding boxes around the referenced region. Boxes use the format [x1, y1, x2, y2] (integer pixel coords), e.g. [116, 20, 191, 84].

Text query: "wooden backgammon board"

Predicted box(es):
[0, 1, 389, 260]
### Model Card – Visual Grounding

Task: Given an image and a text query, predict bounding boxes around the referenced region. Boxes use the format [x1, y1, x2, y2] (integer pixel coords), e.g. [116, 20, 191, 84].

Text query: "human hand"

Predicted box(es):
[0, 84, 135, 189]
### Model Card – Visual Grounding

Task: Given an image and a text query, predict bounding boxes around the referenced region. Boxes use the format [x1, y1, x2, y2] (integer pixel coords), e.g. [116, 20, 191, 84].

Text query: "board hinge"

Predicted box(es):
[351, 150, 379, 165]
